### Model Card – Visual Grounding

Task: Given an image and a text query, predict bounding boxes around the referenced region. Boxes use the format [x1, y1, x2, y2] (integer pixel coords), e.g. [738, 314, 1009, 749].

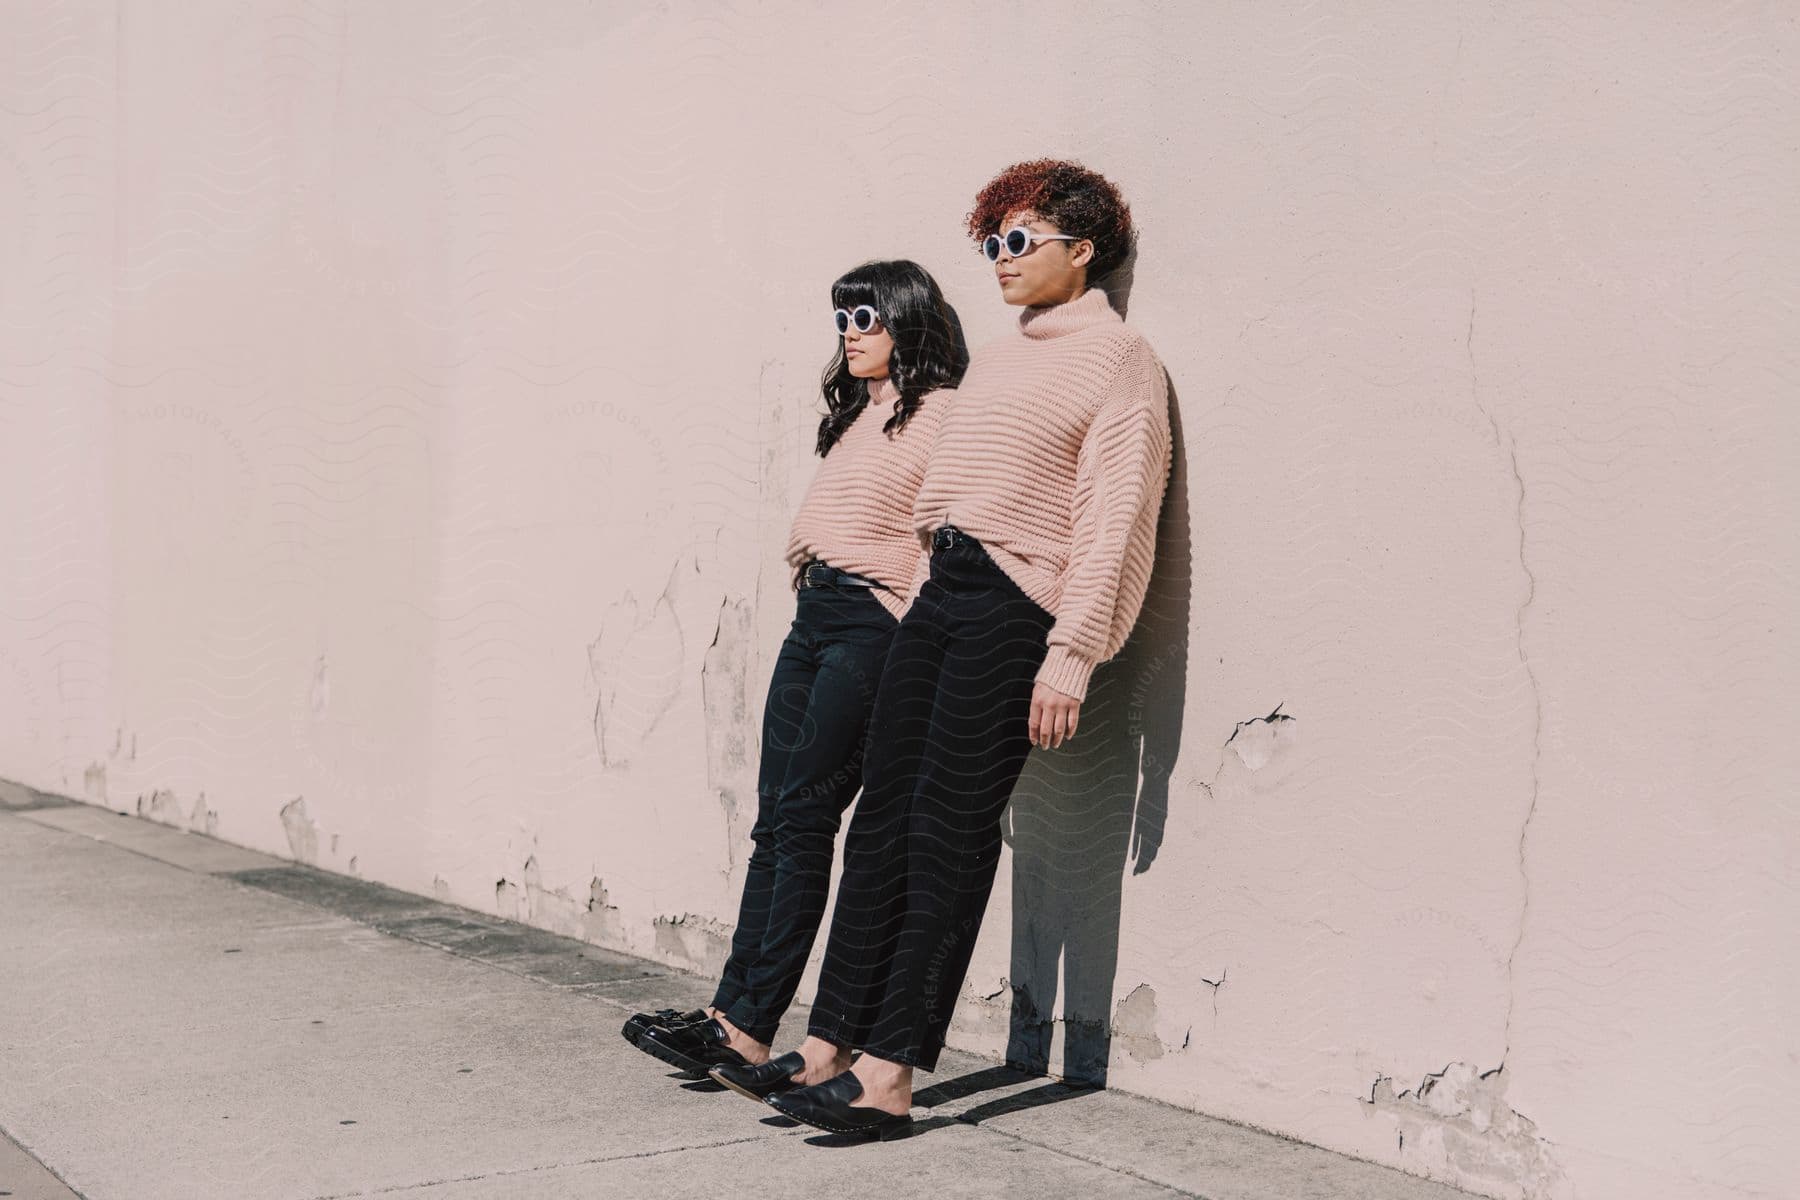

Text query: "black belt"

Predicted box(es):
[931, 525, 978, 551]
[800, 560, 887, 590]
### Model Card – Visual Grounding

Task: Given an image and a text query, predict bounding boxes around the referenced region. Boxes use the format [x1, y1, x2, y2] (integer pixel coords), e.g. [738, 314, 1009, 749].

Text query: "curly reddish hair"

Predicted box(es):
[964, 159, 1136, 281]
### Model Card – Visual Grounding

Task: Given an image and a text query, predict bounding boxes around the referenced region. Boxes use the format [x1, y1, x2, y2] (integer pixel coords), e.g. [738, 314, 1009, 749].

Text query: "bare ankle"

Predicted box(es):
[851, 1055, 913, 1108]
[713, 1013, 770, 1064]
[796, 1035, 848, 1082]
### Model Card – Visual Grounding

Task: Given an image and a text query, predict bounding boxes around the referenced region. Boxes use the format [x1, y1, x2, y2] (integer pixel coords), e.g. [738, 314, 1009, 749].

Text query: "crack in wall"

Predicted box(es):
[1466, 292, 1504, 449]
[1222, 702, 1292, 749]
[1500, 440, 1542, 1070]
[1199, 967, 1227, 1022]
[1467, 290, 1537, 1072]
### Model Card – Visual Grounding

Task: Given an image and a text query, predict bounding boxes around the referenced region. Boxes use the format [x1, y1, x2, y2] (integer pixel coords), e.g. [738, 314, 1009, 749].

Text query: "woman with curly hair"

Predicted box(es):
[621, 259, 966, 1083]
[712, 161, 1173, 1138]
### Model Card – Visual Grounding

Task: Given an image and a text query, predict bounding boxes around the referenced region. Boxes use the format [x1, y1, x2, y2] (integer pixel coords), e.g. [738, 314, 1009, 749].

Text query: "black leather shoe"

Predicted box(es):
[620, 1007, 708, 1051]
[710, 1050, 807, 1103]
[636, 1017, 751, 1077]
[766, 1069, 914, 1139]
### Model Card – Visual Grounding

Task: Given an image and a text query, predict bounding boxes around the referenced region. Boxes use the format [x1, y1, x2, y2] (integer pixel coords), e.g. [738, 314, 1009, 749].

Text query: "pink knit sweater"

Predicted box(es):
[908, 285, 1171, 700]
[785, 375, 947, 623]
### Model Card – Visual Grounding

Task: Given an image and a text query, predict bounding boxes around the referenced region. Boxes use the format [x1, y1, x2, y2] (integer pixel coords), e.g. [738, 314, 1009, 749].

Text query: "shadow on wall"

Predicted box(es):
[1002, 356, 1193, 1086]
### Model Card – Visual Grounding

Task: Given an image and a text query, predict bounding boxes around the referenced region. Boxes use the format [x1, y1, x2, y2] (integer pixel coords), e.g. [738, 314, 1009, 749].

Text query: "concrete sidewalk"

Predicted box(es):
[0, 784, 1480, 1200]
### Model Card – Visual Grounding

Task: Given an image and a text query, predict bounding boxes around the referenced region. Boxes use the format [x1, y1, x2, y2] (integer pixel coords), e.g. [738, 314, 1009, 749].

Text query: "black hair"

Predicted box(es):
[816, 260, 967, 456]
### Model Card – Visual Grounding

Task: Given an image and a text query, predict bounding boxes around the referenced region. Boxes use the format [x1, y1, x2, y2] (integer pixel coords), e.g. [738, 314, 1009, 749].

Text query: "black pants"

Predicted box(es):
[807, 529, 1054, 1070]
[710, 580, 897, 1044]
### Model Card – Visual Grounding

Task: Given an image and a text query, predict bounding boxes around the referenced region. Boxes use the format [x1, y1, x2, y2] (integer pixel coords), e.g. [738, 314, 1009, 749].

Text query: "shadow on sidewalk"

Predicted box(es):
[752, 1064, 1102, 1145]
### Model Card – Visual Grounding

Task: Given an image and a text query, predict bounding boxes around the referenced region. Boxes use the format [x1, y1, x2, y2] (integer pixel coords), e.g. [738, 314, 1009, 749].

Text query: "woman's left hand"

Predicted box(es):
[1029, 682, 1082, 749]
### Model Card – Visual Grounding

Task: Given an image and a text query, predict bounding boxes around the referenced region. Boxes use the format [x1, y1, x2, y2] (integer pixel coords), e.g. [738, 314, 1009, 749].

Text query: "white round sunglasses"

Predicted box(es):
[833, 304, 884, 335]
[981, 225, 1084, 262]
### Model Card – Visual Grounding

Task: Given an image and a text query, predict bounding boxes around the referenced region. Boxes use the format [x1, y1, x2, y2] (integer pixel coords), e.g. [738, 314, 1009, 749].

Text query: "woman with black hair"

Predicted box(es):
[721, 160, 1172, 1139]
[621, 259, 966, 1087]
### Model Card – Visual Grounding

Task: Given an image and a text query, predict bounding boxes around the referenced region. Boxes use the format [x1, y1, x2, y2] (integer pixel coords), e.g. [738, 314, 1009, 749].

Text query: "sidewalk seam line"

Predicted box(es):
[955, 1116, 1214, 1200]
[6, 808, 279, 880]
[0, 1124, 90, 1200]
[299, 1132, 787, 1198]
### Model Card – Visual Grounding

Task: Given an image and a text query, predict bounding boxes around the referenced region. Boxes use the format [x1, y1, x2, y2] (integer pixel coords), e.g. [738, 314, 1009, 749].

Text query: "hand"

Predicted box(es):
[1129, 817, 1160, 874]
[1028, 682, 1081, 749]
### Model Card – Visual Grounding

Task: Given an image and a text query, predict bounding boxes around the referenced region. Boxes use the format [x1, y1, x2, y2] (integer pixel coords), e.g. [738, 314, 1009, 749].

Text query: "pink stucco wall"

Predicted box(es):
[2, 3, 1795, 1197]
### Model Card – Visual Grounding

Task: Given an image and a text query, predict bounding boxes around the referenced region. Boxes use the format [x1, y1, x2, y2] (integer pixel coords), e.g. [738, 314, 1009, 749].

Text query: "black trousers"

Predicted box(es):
[710, 580, 897, 1044]
[807, 529, 1054, 1070]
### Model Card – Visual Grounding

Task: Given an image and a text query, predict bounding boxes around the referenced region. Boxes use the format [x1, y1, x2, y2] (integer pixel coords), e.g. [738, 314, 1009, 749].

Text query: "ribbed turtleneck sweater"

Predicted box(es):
[785, 374, 948, 623]
[908, 285, 1171, 701]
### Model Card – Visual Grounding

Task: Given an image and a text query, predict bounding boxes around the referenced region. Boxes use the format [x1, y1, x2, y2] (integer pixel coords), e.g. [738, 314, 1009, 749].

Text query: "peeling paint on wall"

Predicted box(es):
[495, 875, 521, 919]
[131, 787, 218, 836]
[519, 854, 583, 938]
[588, 566, 686, 768]
[278, 796, 319, 864]
[583, 876, 626, 946]
[1223, 703, 1294, 771]
[137, 787, 184, 826]
[189, 791, 217, 836]
[700, 595, 757, 869]
[652, 912, 731, 978]
[1113, 983, 1165, 1063]
[1365, 1063, 1567, 1200]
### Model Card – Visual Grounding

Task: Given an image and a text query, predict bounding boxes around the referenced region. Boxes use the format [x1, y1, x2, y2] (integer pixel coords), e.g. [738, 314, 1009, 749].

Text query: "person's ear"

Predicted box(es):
[1070, 238, 1095, 268]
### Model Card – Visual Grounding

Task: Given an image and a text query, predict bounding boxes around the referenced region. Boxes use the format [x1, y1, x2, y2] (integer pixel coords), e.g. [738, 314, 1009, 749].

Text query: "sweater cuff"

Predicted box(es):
[1036, 646, 1096, 702]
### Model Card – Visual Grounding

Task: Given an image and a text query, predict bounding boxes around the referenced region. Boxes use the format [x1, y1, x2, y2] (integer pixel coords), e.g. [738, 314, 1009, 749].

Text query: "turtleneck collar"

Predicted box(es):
[1018, 286, 1120, 340]
[866, 374, 900, 407]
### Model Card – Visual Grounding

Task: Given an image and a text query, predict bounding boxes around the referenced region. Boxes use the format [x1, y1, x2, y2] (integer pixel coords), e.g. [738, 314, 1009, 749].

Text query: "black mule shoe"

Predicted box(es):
[766, 1069, 914, 1139]
[635, 1017, 751, 1077]
[620, 1007, 708, 1051]
[709, 1051, 807, 1103]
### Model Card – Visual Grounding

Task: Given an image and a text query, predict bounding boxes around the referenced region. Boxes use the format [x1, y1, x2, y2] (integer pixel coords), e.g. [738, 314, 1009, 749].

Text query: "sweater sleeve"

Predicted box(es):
[1035, 339, 1172, 701]
[897, 389, 951, 616]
